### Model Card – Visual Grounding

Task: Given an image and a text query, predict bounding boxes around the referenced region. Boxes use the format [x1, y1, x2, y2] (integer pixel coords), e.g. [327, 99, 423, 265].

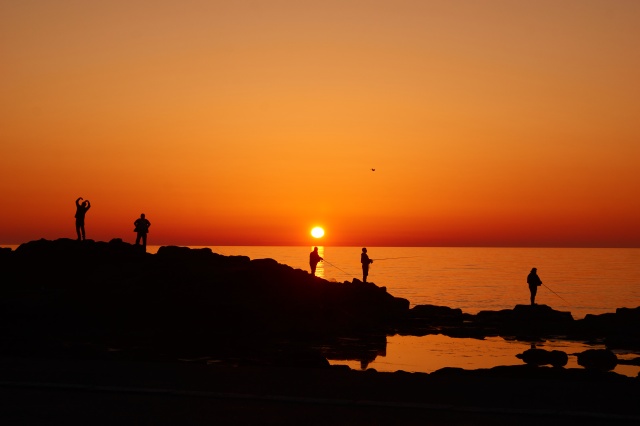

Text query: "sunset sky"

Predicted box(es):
[2, 1, 639, 247]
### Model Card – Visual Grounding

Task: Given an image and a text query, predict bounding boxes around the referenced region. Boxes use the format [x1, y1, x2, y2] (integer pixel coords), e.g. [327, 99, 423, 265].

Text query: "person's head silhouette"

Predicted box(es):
[362, 247, 367, 253]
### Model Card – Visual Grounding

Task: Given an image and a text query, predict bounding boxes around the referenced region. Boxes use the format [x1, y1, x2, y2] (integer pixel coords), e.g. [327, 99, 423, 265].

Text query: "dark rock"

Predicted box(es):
[330, 364, 351, 371]
[577, 349, 618, 371]
[617, 357, 640, 366]
[408, 304, 463, 324]
[570, 308, 640, 348]
[0, 238, 412, 361]
[516, 348, 568, 367]
[430, 367, 466, 377]
[441, 327, 488, 339]
[273, 348, 331, 369]
[511, 304, 573, 322]
[604, 335, 640, 349]
[470, 304, 573, 337]
[616, 306, 640, 321]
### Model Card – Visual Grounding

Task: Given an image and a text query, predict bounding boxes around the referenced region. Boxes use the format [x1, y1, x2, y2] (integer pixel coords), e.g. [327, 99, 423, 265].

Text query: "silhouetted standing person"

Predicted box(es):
[309, 246, 323, 276]
[527, 267, 542, 305]
[134, 213, 151, 251]
[361, 247, 373, 283]
[74, 197, 90, 241]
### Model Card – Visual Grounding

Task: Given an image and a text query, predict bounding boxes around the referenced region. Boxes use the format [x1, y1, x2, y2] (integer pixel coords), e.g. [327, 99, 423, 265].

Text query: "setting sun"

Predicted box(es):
[311, 227, 325, 239]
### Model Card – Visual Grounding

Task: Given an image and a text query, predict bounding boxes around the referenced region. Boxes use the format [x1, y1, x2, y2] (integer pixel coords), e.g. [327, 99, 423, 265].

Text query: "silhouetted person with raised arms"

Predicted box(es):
[361, 247, 373, 283]
[134, 213, 151, 252]
[74, 197, 90, 241]
[527, 267, 542, 305]
[309, 246, 323, 276]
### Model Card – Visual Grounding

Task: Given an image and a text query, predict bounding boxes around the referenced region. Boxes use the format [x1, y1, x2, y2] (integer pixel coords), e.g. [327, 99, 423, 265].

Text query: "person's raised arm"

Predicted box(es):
[86, 201, 91, 210]
[76, 197, 82, 206]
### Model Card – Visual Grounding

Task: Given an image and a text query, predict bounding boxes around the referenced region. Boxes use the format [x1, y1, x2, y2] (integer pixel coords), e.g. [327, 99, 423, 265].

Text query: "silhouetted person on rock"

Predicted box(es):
[527, 267, 542, 305]
[134, 213, 151, 251]
[309, 246, 323, 276]
[74, 197, 91, 241]
[361, 247, 373, 283]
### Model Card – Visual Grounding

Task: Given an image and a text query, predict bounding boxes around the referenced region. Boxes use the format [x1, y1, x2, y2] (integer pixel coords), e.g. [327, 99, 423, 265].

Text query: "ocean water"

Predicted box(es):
[149, 245, 640, 377]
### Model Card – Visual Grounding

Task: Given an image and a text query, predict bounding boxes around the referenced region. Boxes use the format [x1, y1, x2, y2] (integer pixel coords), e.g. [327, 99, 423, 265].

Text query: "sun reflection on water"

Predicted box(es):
[311, 245, 325, 279]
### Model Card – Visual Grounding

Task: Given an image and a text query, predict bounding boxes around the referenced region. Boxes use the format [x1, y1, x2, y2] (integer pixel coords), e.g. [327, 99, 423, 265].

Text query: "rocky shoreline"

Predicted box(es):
[1, 238, 639, 371]
[1, 238, 639, 423]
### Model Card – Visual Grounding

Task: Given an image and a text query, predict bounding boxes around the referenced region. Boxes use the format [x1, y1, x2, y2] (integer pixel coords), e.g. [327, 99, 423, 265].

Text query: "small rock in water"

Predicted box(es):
[576, 349, 618, 371]
[516, 348, 568, 367]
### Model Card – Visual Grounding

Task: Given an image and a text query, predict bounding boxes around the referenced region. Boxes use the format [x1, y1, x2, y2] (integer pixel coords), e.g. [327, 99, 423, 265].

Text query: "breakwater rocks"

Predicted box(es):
[396, 302, 640, 352]
[1, 239, 639, 362]
[0, 239, 408, 359]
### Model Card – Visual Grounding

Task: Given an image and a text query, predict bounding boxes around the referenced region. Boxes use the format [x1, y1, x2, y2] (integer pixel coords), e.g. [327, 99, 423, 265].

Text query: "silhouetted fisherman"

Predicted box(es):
[134, 213, 151, 251]
[527, 267, 542, 305]
[361, 247, 373, 283]
[309, 246, 323, 276]
[74, 197, 91, 241]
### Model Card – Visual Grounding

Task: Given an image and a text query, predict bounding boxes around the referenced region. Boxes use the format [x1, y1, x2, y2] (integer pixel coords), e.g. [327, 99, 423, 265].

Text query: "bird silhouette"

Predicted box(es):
[371, 168, 376, 171]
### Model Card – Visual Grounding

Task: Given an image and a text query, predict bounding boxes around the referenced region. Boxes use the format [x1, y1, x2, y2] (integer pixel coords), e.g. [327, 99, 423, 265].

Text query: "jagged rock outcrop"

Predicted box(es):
[0, 238, 410, 360]
[569, 307, 640, 349]
[473, 304, 574, 335]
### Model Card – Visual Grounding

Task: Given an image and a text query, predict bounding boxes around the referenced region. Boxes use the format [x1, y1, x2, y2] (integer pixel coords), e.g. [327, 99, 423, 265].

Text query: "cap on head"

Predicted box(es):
[362, 247, 367, 252]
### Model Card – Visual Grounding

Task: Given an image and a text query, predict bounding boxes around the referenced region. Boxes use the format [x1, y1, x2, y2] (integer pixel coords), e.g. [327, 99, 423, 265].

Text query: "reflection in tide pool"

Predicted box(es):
[327, 334, 640, 378]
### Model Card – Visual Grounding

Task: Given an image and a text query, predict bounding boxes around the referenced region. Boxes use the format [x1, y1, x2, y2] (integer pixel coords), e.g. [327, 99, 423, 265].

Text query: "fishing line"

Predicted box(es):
[542, 283, 572, 307]
[322, 259, 356, 279]
[371, 256, 421, 261]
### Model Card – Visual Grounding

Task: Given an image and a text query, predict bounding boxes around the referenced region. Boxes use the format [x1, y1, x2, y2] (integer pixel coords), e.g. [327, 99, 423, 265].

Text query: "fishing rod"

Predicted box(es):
[322, 259, 355, 278]
[542, 283, 571, 307]
[371, 256, 421, 261]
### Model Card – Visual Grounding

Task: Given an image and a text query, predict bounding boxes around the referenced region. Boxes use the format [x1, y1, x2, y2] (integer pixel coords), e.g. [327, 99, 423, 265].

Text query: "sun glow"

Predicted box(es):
[311, 227, 325, 239]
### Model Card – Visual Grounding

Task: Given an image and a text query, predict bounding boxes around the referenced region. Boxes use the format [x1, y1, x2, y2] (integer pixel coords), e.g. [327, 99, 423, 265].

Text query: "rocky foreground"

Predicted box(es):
[1, 239, 639, 424]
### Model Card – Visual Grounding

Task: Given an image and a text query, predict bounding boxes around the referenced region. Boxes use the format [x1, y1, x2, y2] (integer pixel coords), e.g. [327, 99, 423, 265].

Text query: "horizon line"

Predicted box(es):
[2, 239, 639, 250]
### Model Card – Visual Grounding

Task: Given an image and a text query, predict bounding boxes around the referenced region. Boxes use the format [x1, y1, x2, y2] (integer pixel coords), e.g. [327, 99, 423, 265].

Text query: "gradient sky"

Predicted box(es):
[2, 1, 639, 247]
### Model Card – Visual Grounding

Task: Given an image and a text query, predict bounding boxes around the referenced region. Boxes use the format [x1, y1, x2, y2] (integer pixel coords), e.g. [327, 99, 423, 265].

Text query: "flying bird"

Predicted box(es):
[371, 168, 376, 171]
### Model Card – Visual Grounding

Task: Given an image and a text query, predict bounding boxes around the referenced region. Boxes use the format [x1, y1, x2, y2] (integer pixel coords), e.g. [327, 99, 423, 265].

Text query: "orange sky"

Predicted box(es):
[1, 1, 639, 247]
